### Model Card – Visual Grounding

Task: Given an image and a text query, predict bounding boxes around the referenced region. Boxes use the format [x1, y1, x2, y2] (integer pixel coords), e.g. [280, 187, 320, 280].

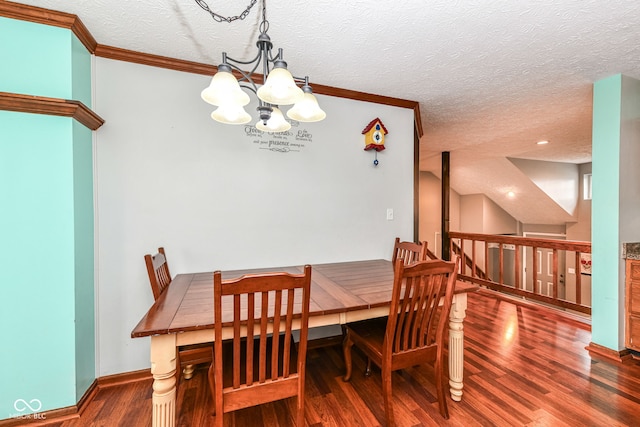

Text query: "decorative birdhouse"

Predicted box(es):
[362, 118, 388, 165]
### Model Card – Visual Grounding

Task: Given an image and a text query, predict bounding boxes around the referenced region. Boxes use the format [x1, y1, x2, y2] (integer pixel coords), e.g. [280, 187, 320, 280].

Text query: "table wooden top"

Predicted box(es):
[131, 259, 477, 338]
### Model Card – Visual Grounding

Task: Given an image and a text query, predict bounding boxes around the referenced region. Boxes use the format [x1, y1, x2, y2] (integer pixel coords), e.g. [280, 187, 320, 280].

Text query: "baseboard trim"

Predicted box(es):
[586, 342, 634, 364]
[97, 368, 152, 388]
[0, 370, 152, 425]
[76, 379, 98, 417]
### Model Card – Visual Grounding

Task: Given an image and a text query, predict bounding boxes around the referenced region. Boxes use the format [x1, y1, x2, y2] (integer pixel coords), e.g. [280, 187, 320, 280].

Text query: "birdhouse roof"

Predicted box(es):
[361, 118, 388, 135]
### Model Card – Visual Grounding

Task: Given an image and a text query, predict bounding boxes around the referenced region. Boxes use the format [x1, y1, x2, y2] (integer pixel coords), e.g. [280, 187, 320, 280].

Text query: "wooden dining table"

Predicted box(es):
[132, 259, 477, 427]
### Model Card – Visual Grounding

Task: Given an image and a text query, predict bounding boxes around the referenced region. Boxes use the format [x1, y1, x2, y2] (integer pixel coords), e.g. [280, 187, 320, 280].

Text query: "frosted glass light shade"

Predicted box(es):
[211, 104, 251, 124]
[286, 92, 326, 122]
[201, 71, 250, 107]
[257, 67, 304, 105]
[255, 107, 291, 133]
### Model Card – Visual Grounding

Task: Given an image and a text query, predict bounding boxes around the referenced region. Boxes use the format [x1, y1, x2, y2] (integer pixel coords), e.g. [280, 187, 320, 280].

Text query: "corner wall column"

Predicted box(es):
[589, 74, 640, 359]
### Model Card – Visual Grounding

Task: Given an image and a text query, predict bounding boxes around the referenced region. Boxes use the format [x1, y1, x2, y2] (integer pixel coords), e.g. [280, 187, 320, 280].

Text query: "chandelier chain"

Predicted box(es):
[195, 0, 258, 23]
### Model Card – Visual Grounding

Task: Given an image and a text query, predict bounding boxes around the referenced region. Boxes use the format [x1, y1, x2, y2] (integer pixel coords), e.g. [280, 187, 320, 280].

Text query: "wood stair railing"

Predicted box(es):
[451, 241, 488, 280]
[448, 231, 591, 315]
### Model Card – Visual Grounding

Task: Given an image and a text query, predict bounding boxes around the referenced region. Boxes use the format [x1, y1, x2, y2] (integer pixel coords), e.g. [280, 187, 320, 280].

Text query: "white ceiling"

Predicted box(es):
[14, 0, 640, 224]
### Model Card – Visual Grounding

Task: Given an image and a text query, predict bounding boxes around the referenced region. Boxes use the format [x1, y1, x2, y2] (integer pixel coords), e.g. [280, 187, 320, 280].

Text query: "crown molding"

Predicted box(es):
[0, 1, 97, 53]
[1, 1, 423, 137]
[94, 44, 217, 76]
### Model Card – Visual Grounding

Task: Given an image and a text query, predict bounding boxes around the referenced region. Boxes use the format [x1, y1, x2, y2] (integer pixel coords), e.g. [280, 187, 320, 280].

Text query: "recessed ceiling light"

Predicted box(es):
[507, 191, 515, 198]
[537, 140, 549, 145]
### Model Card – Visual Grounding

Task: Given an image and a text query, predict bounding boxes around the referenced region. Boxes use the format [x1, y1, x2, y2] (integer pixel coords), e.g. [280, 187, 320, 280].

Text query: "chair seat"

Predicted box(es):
[344, 317, 387, 354]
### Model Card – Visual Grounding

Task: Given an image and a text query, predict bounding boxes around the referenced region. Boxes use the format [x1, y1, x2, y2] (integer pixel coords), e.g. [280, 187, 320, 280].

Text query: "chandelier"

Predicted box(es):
[197, 0, 326, 133]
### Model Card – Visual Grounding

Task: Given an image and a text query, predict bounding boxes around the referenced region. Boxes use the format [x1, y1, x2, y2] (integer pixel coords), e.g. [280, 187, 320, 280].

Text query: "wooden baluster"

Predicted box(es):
[472, 240, 477, 277]
[460, 239, 465, 276]
[575, 251, 582, 305]
[552, 249, 559, 300]
[514, 245, 521, 290]
[484, 241, 489, 280]
[532, 247, 539, 295]
[499, 243, 504, 285]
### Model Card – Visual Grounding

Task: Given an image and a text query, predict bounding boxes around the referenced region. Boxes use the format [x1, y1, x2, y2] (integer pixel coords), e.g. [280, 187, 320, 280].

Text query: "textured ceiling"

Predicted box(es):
[14, 0, 640, 224]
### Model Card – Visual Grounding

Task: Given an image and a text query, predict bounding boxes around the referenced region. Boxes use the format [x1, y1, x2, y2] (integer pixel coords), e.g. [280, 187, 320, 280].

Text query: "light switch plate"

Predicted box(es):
[386, 208, 394, 220]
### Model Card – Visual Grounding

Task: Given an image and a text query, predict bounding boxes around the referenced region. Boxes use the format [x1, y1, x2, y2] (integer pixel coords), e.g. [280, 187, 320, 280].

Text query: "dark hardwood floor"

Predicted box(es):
[48, 290, 640, 426]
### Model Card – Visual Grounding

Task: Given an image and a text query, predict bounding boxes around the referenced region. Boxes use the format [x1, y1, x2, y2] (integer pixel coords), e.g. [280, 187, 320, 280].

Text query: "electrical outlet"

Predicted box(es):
[386, 208, 394, 220]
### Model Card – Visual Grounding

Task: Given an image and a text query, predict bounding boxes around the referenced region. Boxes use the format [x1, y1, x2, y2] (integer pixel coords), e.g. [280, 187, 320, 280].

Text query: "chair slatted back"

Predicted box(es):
[144, 247, 172, 300]
[387, 258, 458, 355]
[211, 265, 312, 422]
[392, 237, 428, 268]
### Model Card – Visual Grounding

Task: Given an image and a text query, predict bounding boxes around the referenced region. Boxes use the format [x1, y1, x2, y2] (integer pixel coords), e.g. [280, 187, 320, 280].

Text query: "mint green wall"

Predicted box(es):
[591, 75, 623, 350]
[0, 16, 95, 418]
[0, 112, 77, 415]
[70, 27, 95, 404]
[0, 17, 91, 106]
[71, 31, 92, 105]
[72, 120, 95, 402]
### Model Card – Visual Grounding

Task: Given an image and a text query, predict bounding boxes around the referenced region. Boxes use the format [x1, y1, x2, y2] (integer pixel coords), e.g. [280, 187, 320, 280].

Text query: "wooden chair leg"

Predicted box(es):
[342, 329, 354, 381]
[434, 356, 450, 419]
[296, 394, 305, 426]
[212, 370, 223, 427]
[207, 363, 217, 416]
[297, 365, 306, 426]
[381, 366, 394, 426]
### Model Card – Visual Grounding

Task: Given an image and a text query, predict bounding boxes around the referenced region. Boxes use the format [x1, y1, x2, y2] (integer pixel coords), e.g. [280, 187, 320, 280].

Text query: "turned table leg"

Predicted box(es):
[448, 293, 468, 402]
[150, 334, 178, 427]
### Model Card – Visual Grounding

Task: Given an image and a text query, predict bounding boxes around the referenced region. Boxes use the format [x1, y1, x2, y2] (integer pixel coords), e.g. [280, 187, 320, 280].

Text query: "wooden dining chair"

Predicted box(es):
[391, 237, 428, 267]
[208, 266, 312, 427]
[144, 247, 172, 300]
[144, 247, 212, 381]
[342, 257, 460, 424]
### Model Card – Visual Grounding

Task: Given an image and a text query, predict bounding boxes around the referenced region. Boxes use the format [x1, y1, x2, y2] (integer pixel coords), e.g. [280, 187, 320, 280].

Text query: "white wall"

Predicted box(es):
[93, 58, 415, 375]
[509, 158, 580, 216]
[565, 163, 592, 306]
[457, 194, 517, 273]
[460, 194, 485, 233]
[418, 171, 460, 258]
[566, 163, 592, 242]
[482, 196, 518, 235]
[619, 75, 640, 345]
[620, 76, 640, 249]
